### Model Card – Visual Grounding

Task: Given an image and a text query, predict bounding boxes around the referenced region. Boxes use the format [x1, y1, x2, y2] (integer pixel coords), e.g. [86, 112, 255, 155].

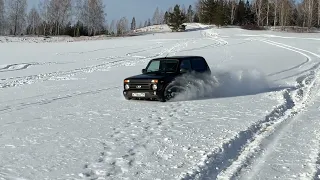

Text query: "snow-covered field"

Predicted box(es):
[0, 23, 320, 180]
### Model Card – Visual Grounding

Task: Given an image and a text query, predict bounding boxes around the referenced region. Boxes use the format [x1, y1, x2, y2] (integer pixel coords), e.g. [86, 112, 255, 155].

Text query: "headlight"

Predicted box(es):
[125, 84, 130, 90]
[152, 84, 157, 90]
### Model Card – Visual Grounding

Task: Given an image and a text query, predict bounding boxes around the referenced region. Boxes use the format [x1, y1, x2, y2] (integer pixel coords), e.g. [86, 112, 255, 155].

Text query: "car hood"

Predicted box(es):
[126, 73, 175, 82]
[127, 73, 166, 80]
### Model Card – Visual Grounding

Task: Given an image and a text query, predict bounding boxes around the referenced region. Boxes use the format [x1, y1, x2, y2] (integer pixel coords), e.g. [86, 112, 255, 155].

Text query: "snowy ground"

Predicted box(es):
[0, 24, 320, 180]
[0, 24, 171, 44]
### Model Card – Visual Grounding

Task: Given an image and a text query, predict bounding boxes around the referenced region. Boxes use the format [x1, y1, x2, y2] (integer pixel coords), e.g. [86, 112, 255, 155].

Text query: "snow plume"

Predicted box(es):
[169, 67, 272, 101]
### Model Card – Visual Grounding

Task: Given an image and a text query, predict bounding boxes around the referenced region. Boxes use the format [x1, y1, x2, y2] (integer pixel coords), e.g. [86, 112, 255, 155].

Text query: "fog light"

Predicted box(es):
[152, 84, 157, 90]
[125, 84, 130, 90]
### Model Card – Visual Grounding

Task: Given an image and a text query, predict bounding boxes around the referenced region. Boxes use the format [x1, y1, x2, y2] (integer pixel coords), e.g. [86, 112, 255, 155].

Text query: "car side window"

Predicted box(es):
[190, 58, 207, 72]
[147, 61, 160, 72]
[180, 59, 192, 70]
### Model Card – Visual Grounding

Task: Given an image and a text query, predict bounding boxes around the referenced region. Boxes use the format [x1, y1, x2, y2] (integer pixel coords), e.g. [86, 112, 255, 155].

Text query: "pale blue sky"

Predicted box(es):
[27, 0, 197, 24]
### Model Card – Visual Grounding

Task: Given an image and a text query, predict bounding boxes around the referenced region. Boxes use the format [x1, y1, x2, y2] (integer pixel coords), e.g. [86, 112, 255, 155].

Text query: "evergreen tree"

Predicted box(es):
[164, 11, 169, 24]
[131, 17, 136, 30]
[147, 18, 151, 26]
[198, 0, 216, 24]
[291, 7, 299, 26]
[244, 0, 254, 24]
[235, 0, 245, 25]
[159, 10, 165, 24]
[181, 4, 186, 15]
[214, 0, 228, 27]
[187, 5, 194, 22]
[167, 4, 187, 31]
[193, 13, 200, 22]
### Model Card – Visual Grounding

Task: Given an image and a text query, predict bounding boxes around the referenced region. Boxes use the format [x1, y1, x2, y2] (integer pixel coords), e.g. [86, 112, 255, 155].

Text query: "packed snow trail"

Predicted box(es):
[209, 39, 320, 180]
[237, 90, 320, 180]
[0, 24, 320, 180]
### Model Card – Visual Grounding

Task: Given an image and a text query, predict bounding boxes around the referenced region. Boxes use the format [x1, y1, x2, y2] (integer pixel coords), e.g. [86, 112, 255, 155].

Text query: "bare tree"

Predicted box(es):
[230, 0, 237, 25]
[7, 0, 27, 35]
[47, 0, 72, 35]
[304, 0, 314, 28]
[195, 0, 204, 22]
[116, 17, 128, 35]
[0, 0, 5, 35]
[27, 7, 41, 35]
[81, 0, 106, 36]
[152, 7, 160, 24]
[279, 0, 286, 26]
[72, 0, 84, 36]
[109, 19, 115, 34]
[276, 0, 294, 27]
[73, 0, 84, 23]
[266, 0, 270, 26]
[253, 0, 264, 26]
[38, 0, 50, 35]
[272, 0, 278, 26]
[317, 0, 320, 26]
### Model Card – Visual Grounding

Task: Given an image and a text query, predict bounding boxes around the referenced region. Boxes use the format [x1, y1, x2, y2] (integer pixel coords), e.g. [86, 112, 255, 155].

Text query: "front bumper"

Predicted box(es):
[123, 90, 163, 100]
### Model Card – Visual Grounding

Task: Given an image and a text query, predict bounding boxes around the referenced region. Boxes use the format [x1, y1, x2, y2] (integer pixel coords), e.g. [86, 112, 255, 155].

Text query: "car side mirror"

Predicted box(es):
[142, 69, 147, 74]
[180, 68, 188, 73]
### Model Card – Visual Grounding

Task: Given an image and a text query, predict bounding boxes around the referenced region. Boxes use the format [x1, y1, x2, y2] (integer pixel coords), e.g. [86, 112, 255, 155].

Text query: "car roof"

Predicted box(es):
[151, 55, 204, 61]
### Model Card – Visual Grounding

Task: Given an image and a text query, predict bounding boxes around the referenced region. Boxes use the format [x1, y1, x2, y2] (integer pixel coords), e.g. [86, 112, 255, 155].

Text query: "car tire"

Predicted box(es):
[161, 84, 183, 102]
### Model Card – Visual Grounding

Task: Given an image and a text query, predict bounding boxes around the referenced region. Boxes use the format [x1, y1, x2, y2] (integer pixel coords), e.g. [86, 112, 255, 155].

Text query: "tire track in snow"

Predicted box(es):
[315, 138, 320, 180]
[178, 39, 226, 52]
[0, 58, 126, 89]
[262, 39, 314, 77]
[125, 44, 164, 58]
[180, 40, 320, 180]
[175, 26, 229, 53]
[79, 101, 192, 179]
[78, 40, 195, 179]
[0, 86, 120, 116]
[0, 62, 70, 73]
[215, 40, 320, 180]
[242, 37, 313, 78]
[0, 43, 179, 89]
[0, 38, 195, 89]
[55, 44, 138, 55]
[180, 90, 295, 180]
[78, 39, 199, 179]
[0, 63, 32, 72]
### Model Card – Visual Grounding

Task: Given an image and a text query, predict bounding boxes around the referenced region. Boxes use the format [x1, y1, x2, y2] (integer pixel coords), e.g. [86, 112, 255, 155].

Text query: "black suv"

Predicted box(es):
[123, 56, 211, 102]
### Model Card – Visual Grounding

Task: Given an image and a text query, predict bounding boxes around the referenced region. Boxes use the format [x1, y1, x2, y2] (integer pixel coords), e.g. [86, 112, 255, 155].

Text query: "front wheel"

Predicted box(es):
[160, 84, 183, 102]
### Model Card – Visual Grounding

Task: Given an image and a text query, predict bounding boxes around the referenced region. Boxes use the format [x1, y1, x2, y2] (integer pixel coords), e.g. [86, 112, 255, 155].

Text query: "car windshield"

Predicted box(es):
[145, 59, 179, 73]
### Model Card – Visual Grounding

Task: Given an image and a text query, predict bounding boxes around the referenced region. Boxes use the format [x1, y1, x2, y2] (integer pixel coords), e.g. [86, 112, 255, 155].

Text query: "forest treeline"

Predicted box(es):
[0, 0, 319, 37]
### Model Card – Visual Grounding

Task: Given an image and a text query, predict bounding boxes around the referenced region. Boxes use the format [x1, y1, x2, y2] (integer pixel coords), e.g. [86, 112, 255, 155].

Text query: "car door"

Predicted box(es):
[179, 59, 192, 72]
[190, 57, 210, 73]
